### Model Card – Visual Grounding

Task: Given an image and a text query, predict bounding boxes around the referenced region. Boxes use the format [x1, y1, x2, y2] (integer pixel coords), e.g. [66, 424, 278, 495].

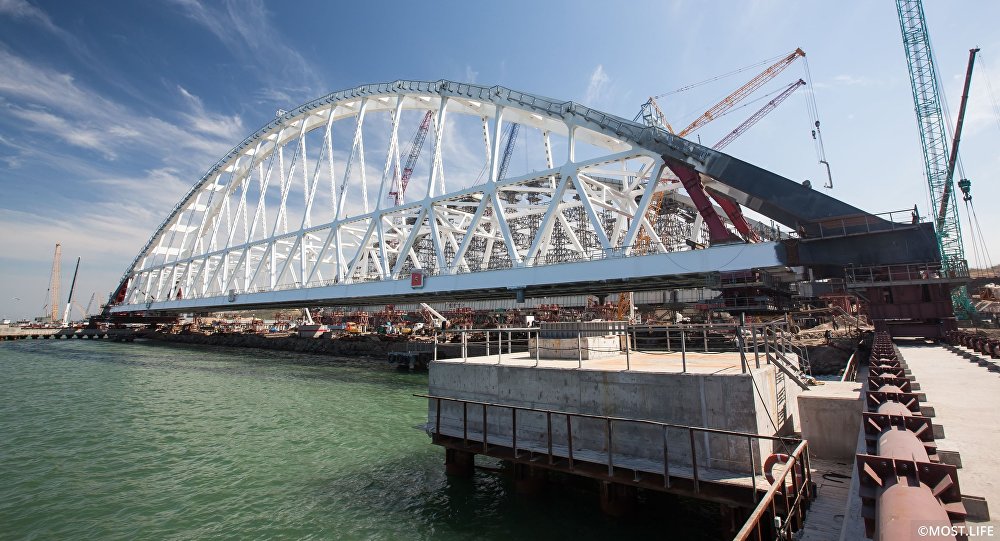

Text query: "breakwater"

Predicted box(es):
[145, 331, 471, 359]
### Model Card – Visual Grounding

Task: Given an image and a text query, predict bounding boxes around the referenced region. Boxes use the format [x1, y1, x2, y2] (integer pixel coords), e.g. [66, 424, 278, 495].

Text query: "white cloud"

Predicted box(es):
[0, 47, 241, 168]
[178, 85, 245, 140]
[464, 65, 479, 84]
[6, 106, 116, 159]
[168, 0, 324, 104]
[584, 64, 610, 105]
[832, 74, 876, 87]
[0, 0, 59, 33]
[0, 47, 255, 313]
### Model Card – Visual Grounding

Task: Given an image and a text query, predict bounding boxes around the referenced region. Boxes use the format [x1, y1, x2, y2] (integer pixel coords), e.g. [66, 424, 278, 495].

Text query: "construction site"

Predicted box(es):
[10, 1, 996, 540]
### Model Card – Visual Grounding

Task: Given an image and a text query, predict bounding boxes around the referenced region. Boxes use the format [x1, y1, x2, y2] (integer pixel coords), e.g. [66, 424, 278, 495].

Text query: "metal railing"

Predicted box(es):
[845, 260, 970, 286]
[418, 393, 804, 505]
[811, 207, 919, 239]
[734, 439, 812, 540]
[432, 321, 811, 377]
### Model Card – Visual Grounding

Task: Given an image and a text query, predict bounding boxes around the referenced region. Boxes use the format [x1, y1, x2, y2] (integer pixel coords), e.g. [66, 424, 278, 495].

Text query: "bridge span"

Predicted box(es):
[107, 79, 936, 314]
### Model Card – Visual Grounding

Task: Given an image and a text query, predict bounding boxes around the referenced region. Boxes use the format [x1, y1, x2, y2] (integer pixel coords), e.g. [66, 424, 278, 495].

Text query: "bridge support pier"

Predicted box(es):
[719, 503, 748, 538]
[599, 481, 636, 517]
[512, 463, 547, 495]
[445, 448, 475, 478]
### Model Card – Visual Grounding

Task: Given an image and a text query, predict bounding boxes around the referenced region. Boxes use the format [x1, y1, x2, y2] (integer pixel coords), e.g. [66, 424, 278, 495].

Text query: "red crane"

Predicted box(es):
[389, 111, 435, 206]
[713, 79, 805, 150]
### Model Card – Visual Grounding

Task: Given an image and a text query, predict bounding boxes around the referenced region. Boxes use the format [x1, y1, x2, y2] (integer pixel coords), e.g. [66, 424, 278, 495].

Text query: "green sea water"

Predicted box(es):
[0, 339, 720, 540]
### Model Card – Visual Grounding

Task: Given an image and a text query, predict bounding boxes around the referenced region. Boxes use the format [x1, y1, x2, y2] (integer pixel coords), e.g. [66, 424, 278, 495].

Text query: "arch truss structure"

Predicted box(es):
[109, 80, 892, 313]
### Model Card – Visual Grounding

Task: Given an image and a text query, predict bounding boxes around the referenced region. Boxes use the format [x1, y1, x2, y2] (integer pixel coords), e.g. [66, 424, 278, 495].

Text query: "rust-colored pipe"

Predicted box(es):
[877, 480, 952, 540]
[878, 427, 928, 462]
[876, 402, 912, 417]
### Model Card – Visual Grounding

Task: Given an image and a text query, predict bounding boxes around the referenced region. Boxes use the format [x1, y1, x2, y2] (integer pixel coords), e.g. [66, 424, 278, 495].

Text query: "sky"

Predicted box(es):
[0, 0, 998, 321]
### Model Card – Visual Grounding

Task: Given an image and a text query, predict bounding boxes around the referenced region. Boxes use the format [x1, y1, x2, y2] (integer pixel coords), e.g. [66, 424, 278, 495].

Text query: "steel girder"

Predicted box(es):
[108, 80, 887, 314]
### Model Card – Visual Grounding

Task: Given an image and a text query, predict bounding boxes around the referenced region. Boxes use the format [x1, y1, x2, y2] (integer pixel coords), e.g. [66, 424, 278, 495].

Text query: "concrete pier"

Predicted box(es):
[426, 347, 806, 508]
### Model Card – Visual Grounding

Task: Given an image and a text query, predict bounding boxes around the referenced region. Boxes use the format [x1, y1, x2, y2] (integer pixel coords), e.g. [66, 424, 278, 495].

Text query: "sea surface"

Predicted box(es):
[0, 339, 720, 540]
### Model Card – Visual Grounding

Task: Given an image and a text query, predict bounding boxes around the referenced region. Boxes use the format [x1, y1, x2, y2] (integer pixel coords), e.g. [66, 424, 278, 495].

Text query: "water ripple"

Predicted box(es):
[1, 339, 720, 540]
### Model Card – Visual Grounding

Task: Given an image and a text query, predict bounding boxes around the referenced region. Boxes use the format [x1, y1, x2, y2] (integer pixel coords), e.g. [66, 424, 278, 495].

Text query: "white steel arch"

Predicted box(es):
[109, 80, 870, 313]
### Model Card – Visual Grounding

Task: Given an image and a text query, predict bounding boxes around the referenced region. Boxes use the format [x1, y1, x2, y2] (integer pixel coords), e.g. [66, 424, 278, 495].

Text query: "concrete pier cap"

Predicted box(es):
[427, 354, 803, 477]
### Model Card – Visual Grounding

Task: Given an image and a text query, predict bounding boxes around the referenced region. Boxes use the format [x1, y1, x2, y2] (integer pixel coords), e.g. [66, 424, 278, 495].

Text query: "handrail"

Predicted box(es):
[845, 260, 970, 285]
[733, 439, 812, 540]
[434, 321, 800, 374]
[419, 393, 803, 505]
[416, 393, 802, 443]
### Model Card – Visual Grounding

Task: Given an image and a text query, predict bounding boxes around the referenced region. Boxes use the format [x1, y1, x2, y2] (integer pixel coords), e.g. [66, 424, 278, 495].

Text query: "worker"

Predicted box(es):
[824, 329, 832, 344]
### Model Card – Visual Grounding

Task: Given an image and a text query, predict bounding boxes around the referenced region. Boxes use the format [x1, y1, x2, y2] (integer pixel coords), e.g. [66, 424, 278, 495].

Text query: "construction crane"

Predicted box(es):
[496, 123, 520, 181]
[938, 48, 979, 233]
[61, 256, 80, 327]
[388, 111, 434, 206]
[895, 0, 975, 315]
[678, 48, 805, 138]
[634, 49, 807, 251]
[84, 292, 96, 316]
[44, 243, 61, 322]
[620, 59, 808, 320]
[713, 79, 806, 150]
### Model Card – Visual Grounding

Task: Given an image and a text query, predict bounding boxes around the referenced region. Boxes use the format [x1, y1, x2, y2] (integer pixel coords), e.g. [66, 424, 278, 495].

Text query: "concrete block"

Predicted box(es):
[796, 381, 863, 460]
[531, 336, 620, 360]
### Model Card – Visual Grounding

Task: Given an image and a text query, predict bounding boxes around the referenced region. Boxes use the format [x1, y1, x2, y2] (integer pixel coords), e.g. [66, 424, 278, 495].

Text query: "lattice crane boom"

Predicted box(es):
[45, 243, 61, 321]
[937, 47, 978, 230]
[895, 0, 973, 314]
[497, 123, 520, 181]
[713, 79, 805, 150]
[634, 50, 807, 252]
[389, 110, 434, 205]
[678, 48, 805, 137]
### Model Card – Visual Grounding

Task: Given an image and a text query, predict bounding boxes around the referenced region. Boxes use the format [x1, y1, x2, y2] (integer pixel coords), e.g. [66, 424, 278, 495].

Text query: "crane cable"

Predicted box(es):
[648, 50, 797, 125]
[931, 45, 982, 272]
[977, 52, 1000, 134]
[971, 51, 1000, 275]
[933, 48, 996, 276]
[966, 200, 994, 274]
[801, 56, 831, 188]
[652, 53, 788, 99]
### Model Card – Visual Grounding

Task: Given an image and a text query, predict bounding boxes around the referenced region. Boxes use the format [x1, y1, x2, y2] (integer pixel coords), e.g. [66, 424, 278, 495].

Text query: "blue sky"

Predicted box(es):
[1, 0, 997, 321]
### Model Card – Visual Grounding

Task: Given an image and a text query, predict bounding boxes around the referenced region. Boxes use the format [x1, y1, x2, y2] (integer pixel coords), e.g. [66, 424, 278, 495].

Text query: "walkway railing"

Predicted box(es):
[812, 207, 919, 239]
[734, 439, 812, 540]
[433, 321, 811, 379]
[845, 260, 970, 286]
[417, 393, 806, 506]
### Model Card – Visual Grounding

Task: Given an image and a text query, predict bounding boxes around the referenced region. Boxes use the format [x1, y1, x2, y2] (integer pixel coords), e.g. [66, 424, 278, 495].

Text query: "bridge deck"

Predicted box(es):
[436, 349, 750, 374]
[896, 339, 999, 526]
